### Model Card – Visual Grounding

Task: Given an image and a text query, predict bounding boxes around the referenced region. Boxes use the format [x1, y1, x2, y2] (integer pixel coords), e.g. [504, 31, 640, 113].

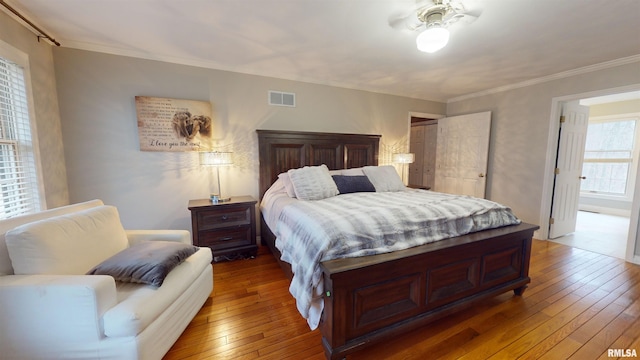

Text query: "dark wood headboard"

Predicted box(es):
[257, 130, 381, 198]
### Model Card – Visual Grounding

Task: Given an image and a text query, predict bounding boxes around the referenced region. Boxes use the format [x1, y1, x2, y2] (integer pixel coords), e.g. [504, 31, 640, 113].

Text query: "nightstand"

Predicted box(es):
[408, 184, 431, 190]
[188, 196, 258, 262]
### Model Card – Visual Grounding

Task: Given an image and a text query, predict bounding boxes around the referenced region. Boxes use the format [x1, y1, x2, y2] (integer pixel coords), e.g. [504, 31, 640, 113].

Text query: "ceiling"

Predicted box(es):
[4, 0, 640, 102]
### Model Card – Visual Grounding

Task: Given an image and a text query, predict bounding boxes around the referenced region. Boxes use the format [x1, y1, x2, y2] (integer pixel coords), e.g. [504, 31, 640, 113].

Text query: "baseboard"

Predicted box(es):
[578, 205, 630, 217]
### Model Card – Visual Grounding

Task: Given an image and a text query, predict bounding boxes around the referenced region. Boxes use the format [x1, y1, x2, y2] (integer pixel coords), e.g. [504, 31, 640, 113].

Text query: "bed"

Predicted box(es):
[257, 129, 539, 359]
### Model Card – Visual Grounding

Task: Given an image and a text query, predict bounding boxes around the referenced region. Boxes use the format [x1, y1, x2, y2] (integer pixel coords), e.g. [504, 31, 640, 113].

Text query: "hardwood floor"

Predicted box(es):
[164, 240, 640, 360]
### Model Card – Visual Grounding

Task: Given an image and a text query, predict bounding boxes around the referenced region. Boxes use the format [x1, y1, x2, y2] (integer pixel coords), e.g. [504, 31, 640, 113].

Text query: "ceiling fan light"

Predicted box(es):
[416, 26, 450, 53]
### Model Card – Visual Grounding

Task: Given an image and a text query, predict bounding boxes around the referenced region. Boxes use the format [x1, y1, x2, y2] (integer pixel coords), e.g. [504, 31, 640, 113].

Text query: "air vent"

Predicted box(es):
[268, 90, 296, 107]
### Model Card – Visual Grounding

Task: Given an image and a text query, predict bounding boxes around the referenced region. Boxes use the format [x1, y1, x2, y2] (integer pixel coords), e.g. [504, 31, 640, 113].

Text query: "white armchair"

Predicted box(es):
[0, 200, 212, 360]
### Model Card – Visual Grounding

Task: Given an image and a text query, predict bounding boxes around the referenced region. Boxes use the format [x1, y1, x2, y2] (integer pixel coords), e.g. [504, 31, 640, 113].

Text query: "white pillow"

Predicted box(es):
[362, 165, 406, 192]
[341, 167, 365, 176]
[287, 164, 339, 200]
[5, 205, 129, 275]
[277, 173, 297, 198]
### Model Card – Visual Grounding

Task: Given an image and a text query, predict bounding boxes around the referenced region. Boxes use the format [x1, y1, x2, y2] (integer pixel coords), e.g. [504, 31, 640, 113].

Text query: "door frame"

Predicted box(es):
[408, 111, 445, 124]
[540, 84, 640, 263]
[406, 111, 445, 151]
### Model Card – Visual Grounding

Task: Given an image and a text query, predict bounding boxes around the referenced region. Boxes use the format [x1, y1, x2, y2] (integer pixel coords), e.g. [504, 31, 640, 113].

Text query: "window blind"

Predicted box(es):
[0, 56, 40, 219]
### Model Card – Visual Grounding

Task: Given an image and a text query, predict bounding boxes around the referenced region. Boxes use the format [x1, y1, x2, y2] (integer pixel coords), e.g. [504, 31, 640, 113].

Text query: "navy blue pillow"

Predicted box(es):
[332, 175, 376, 194]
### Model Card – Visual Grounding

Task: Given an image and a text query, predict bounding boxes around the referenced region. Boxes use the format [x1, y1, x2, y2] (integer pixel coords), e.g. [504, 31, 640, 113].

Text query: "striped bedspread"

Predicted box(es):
[273, 189, 521, 330]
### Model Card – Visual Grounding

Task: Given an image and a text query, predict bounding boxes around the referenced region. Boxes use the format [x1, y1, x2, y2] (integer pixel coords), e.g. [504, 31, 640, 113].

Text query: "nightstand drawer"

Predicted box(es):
[198, 227, 252, 250]
[197, 207, 251, 230]
[189, 196, 258, 262]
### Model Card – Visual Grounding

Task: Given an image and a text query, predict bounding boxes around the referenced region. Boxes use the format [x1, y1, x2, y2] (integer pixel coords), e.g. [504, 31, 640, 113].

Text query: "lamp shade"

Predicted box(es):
[392, 153, 415, 164]
[416, 26, 450, 53]
[199, 151, 233, 166]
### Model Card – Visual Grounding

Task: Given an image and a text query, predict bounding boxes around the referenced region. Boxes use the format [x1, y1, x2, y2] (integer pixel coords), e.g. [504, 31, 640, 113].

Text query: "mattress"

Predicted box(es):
[260, 183, 521, 329]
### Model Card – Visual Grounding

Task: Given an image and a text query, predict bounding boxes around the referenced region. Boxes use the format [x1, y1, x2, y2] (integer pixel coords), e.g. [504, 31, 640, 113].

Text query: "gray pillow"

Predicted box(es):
[87, 241, 198, 287]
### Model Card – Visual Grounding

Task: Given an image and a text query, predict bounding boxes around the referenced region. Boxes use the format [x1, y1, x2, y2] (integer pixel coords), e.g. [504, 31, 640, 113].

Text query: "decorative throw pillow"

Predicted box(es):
[332, 175, 376, 194]
[287, 164, 339, 200]
[362, 165, 406, 192]
[87, 241, 198, 287]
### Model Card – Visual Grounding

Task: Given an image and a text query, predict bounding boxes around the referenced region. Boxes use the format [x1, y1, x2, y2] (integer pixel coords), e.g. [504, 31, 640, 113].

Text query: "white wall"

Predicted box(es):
[53, 48, 444, 232]
[0, 11, 69, 208]
[446, 61, 640, 255]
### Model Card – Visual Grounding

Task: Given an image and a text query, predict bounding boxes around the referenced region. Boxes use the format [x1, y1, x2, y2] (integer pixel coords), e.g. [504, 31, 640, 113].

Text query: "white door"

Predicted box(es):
[549, 101, 590, 238]
[435, 111, 491, 198]
[422, 123, 438, 189]
[409, 126, 425, 186]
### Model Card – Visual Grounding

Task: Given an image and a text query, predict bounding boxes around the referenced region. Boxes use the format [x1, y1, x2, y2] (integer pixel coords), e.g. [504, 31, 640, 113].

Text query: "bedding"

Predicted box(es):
[262, 187, 521, 330]
[278, 173, 297, 198]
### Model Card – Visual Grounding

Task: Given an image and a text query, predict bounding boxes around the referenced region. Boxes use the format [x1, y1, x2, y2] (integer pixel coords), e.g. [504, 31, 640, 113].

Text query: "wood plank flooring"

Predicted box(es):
[163, 240, 640, 360]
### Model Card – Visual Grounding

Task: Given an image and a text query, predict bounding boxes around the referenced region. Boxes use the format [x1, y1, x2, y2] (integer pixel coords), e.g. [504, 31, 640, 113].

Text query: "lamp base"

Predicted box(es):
[210, 194, 231, 204]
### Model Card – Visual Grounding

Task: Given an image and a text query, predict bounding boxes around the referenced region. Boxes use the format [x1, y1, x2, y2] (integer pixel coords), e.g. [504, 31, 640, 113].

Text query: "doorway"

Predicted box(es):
[409, 117, 438, 188]
[547, 89, 640, 261]
[408, 111, 492, 198]
[407, 112, 444, 189]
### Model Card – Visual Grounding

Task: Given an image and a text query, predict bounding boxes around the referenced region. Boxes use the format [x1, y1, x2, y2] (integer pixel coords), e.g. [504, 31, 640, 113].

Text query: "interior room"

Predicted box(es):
[1, 0, 639, 359]
[549, 92, 639, 259]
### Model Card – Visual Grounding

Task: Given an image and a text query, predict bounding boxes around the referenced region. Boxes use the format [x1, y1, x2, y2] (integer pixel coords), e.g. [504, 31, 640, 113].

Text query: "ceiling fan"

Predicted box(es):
[389, 0, 481, 53]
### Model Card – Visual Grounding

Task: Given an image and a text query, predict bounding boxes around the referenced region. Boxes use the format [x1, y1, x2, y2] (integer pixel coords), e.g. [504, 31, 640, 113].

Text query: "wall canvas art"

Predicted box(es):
[135, 96, 213, 152]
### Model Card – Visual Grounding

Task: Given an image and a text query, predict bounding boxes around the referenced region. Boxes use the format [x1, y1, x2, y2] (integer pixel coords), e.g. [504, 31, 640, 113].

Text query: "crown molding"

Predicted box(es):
[447, 54, 640, 104]
[62, 39, 640, 106]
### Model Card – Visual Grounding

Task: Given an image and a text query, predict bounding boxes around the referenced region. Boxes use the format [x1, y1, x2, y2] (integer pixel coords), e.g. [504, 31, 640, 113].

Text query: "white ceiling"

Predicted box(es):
[5, 0, 640, 102]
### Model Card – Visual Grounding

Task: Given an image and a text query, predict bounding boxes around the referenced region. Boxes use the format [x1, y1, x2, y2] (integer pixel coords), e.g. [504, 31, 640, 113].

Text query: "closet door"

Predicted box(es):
[422, 124, 438, 188]
[409, 126, 425, 186]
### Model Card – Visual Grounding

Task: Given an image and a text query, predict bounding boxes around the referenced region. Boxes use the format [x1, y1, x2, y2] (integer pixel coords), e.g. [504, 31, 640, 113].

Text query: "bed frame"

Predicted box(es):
[257, 129, 538, 359]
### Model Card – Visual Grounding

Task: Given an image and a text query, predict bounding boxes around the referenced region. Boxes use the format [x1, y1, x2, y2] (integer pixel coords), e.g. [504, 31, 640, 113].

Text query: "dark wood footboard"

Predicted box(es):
[319, 222, 538, 359]
[261, 216, 538, 359]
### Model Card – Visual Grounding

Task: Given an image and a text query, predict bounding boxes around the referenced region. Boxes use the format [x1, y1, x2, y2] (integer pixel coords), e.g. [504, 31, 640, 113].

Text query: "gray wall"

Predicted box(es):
[52, 48, 444, 231]
[447, 61, 640, 255]
[0, 11, 69, 209]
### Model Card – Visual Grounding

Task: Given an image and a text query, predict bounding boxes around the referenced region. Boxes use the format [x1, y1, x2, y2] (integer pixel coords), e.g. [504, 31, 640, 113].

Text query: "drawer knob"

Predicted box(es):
[219, 236, 233, 241]
[221, 215, 228, 220]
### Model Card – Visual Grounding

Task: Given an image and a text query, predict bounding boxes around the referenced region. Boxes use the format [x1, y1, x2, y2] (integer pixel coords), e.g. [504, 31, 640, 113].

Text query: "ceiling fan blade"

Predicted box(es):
[460, 13, 479, 24]
[388, 12, 422, 31]
[446, 12, 479, 26]
[458, 2, 483, 21]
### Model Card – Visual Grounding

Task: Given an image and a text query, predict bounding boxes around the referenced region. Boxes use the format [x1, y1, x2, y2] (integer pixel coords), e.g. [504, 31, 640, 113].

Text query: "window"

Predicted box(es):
[0, 53, 42, 219]
[580, 118, 637, 196]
